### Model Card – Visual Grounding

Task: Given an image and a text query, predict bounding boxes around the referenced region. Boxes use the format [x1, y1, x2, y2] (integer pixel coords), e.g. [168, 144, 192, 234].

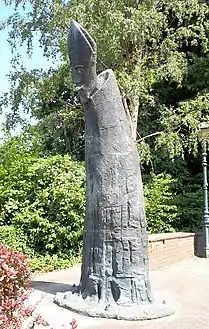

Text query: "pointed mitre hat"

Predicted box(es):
[68, 20, 97, 68]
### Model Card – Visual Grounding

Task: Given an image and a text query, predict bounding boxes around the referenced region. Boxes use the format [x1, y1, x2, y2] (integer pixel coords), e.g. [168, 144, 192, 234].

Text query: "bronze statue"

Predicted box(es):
[54, 20, 173, 320]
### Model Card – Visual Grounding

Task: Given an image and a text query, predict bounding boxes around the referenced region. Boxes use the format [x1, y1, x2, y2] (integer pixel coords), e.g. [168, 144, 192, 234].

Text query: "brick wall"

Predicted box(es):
[148, 232, 203, 269]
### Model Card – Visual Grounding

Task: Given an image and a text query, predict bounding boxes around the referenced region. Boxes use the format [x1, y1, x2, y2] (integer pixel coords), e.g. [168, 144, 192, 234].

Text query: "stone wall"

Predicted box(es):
[148, 232, 203, 269]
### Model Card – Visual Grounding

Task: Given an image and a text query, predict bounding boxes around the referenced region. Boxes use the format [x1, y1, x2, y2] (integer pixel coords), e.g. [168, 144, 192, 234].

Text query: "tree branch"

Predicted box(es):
[136, 131, 164, 143]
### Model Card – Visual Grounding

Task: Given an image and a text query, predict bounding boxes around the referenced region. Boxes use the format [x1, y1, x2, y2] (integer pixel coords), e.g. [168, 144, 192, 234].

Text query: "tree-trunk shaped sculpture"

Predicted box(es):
[54, 20, 173, 320]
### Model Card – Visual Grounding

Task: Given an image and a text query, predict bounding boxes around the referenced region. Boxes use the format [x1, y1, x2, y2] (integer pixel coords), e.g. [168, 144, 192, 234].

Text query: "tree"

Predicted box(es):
[2, 0, 209, 154]
[2, 0, 209, 156]
[1, 0, 209, 234]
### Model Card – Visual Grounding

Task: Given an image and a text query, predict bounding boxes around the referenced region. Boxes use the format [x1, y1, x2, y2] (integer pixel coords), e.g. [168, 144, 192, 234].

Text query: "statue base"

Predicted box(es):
[54, 288, 174, 321]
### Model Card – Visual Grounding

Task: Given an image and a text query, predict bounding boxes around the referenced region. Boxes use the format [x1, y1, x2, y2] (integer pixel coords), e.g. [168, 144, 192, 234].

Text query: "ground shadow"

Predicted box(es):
[30, 281, 74, 295]
[194, 232, 204, 257]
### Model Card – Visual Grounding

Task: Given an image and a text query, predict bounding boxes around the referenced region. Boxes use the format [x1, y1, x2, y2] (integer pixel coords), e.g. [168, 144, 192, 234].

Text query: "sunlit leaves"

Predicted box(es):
[2, 0, 209, 160]
[0, 134, 86, 257]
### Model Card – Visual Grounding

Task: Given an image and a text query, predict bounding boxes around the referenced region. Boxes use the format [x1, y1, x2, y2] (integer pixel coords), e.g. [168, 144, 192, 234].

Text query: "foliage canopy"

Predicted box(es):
[1, 0, 209, 159]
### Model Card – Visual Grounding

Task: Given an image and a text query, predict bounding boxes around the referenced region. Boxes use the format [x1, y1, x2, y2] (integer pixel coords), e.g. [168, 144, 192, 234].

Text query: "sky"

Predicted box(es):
[0, 2, 58, 134]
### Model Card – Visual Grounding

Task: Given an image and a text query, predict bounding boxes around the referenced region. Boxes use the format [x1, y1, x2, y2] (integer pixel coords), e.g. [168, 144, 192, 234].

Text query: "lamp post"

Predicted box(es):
[199, 117, 209, 258]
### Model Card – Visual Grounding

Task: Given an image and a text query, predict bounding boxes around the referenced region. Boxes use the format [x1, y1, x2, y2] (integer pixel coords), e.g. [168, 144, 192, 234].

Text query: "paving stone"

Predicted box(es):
[29, 257, 209, 329]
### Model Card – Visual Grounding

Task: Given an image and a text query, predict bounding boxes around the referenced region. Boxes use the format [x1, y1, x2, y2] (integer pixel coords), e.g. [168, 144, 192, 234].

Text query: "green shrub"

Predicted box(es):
[0, 225, 32, 256]
[144, 173, 179, 233]
[150, 156, 203, 233]
[0, 225, 81, 272]
[174, 173, 202, 232]
[29, 253, 81, 273]
[8, 155, 85, 257]
[0, 135, 85, 269]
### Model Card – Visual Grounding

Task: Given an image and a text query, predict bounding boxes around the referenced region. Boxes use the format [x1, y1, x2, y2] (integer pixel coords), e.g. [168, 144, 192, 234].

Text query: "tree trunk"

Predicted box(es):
[130, 95, 140, 141]
[122, 94, 139, 141]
